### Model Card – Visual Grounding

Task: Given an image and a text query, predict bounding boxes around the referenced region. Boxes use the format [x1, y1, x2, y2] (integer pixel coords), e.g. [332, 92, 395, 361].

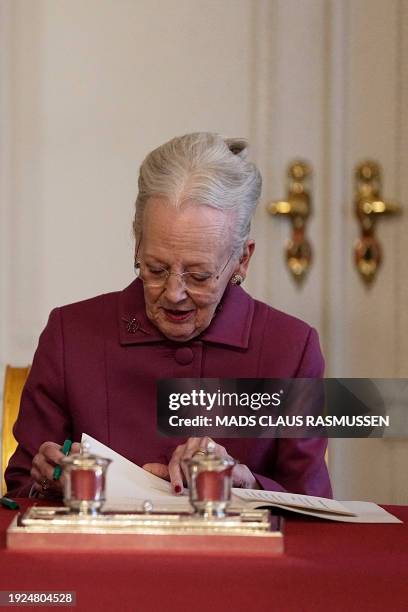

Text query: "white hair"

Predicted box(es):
[133, 132, 262, 252]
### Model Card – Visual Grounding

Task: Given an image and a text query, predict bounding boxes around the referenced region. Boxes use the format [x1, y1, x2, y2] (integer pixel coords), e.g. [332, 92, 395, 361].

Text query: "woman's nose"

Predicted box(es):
[163, 273, 188, 302]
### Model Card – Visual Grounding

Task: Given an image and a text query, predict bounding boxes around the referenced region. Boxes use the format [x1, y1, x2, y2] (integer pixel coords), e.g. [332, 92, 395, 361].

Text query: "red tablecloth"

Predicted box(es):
[0, 500, 407, 612]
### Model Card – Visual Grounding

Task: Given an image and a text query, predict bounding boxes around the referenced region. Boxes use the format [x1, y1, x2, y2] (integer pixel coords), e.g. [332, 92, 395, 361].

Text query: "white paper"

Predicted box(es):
[231, 488, 355, 516]
[294, 501, 402, 523]
[82, 434, 402, 524]
[81, 433, 174, 501]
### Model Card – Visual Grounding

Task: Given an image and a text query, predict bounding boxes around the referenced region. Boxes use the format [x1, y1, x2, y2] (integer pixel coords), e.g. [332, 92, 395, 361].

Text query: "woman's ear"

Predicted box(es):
[235, 240, 255, 280]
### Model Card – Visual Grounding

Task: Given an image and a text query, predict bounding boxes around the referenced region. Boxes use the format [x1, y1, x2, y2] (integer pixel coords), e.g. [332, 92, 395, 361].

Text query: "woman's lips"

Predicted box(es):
[163, 308, 194, 323]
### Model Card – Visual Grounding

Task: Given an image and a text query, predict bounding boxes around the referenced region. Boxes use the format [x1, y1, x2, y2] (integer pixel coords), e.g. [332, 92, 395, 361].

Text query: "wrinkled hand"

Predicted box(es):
[31, 441, 81, 495]
[143, 437, 259, 494]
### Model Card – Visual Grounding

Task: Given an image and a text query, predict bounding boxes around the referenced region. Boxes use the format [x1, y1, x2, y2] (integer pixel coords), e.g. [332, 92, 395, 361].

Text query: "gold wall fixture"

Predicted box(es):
[354, 161, 401, 285]
[266, 161, 312, 283]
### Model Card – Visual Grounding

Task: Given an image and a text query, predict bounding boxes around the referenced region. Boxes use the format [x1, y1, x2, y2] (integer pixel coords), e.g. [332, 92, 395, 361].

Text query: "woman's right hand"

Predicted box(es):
[30, 441, 81, 495]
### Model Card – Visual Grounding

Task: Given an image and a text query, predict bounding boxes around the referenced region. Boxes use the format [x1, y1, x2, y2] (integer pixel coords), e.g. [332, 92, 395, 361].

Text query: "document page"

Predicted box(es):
[82, 433, 174, 501]
[295, 501, 402, 523]
[232, 489, 355, 516]
[231, 491, 401, 522]
[82, 434, 402, 523]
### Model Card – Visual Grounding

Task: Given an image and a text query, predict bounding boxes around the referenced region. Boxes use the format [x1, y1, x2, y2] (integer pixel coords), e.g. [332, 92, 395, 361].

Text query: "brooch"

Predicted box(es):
[122, 317, 150, 335]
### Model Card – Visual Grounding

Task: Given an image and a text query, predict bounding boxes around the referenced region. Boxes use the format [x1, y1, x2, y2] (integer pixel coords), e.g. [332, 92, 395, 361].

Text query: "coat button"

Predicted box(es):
[174, 347, 194, 365]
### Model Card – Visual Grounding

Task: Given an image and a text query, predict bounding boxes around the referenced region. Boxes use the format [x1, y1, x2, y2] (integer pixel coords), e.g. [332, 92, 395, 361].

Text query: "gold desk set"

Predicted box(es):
[6, 441, 283, 555]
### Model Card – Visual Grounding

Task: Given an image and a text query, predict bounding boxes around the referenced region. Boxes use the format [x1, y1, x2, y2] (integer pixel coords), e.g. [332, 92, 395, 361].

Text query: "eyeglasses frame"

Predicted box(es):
[134, 236, 237, 292]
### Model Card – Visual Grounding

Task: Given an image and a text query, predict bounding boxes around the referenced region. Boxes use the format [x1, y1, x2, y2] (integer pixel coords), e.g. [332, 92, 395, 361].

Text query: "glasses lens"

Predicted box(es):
[136, 263, 220, 295]
[184, 273, 215, 293]
[137, 264, 167, 286]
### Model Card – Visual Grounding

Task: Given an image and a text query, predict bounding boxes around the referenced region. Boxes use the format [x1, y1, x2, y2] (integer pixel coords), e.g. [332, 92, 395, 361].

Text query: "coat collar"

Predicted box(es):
[118, 278, 254, 349]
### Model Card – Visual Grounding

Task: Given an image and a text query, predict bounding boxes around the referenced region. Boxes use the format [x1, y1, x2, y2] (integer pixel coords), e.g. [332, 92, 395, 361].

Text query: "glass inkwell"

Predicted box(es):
[184, 441, 235, 518]
[61, 441, 111, 515]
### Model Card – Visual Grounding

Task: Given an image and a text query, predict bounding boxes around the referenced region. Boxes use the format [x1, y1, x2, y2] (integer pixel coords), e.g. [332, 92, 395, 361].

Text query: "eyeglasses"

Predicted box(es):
[134, 240, 235, 294]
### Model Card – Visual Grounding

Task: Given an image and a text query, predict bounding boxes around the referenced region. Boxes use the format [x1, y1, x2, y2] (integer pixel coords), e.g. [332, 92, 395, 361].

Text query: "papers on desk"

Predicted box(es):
[232, 489, 354, 516]
[232, 490, 402, 523]
[81, 434, 402, 524]
[292, 501, 402, 523]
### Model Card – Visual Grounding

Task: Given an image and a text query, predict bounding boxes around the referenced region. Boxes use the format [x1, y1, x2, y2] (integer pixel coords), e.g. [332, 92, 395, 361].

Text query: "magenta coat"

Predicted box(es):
[5, 279, 332, 498]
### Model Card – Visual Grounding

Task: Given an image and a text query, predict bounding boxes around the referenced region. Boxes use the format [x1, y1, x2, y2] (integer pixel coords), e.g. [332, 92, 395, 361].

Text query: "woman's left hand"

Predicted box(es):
[142, 437, 260, 494]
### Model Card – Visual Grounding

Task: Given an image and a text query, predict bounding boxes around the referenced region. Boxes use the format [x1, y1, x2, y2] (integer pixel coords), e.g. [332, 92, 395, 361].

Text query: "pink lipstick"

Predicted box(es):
[163, 309, 194, 322]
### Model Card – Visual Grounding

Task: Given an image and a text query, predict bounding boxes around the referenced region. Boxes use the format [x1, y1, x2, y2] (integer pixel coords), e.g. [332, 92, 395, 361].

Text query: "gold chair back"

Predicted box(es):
[2, 365, 30, 495]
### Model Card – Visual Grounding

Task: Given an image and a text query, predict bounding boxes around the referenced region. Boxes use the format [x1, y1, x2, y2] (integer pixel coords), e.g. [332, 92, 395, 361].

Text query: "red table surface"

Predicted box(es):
[0, 500, 407, 612]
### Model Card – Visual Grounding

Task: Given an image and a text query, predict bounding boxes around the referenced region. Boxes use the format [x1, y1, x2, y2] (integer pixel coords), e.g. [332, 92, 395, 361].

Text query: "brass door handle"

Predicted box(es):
[354, 161, 402, 284]
[266, 161, 312, 282]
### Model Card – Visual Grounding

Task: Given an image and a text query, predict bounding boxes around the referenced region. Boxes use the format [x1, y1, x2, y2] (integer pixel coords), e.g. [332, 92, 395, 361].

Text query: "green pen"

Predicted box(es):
[53, 439, 73, 481]
[0, 496, 20, 510]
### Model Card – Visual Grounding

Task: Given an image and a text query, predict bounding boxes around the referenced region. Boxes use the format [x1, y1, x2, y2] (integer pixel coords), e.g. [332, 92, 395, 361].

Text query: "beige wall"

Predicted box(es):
[0, 0, 253, 365]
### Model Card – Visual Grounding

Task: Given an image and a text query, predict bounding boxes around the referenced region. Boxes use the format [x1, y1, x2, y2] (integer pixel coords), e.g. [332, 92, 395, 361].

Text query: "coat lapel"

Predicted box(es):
[118, 278, 254, 349]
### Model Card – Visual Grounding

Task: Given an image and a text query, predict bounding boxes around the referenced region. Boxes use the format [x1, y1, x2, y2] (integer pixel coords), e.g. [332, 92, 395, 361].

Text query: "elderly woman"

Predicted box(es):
[5, 132, 332, 498]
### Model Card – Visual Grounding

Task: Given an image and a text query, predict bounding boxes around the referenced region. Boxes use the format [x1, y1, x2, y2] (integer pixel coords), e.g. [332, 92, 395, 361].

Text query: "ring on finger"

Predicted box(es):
[39, 477, 49, 491]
